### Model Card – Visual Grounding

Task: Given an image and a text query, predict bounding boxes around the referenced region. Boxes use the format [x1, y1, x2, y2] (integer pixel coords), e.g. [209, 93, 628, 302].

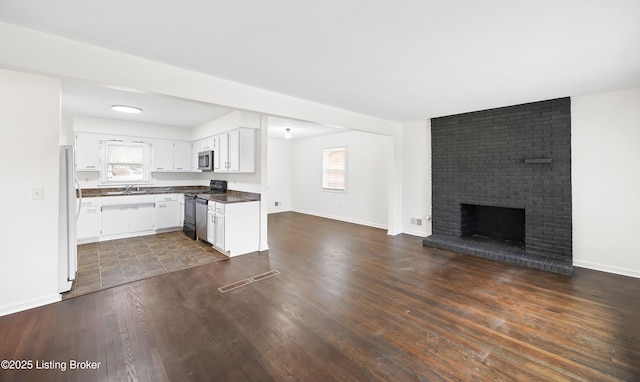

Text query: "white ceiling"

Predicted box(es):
[267, 116, 346, 140]
[61, 80, 234, 128]
[1, 0, 640, 123]
[59, 80, 342, 139]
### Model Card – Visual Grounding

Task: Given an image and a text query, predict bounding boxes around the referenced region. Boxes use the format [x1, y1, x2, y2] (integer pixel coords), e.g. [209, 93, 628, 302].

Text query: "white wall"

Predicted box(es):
[267, 138, 293, 214]
[572, 88, 640, 278]
[401, 120, 432, 237]
[0, 69, 62, 316]
[291, 131, 392, 229]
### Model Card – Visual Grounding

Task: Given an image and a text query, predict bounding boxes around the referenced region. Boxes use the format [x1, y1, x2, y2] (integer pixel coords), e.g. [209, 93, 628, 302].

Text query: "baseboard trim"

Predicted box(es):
[0, 294, 61, 317]
[573, 260, 640, 279]
[402, 228, 429, 237]
[292, 209, 388, 230]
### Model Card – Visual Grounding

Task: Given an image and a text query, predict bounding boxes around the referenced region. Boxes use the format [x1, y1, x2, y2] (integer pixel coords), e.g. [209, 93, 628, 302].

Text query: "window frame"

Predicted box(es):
[100, 140, 152, 185]
[322, 146, 347, 192]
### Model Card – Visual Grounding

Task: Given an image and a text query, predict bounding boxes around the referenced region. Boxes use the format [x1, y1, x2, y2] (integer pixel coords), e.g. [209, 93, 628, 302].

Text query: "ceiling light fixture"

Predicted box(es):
[111, 105, 142, 113]
[284, 128, 292, 139]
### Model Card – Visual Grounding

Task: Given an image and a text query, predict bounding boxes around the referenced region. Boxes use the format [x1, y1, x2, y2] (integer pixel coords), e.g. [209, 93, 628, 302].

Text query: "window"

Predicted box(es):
[322, 146, 347, 191]
[101, 141, 151, 184]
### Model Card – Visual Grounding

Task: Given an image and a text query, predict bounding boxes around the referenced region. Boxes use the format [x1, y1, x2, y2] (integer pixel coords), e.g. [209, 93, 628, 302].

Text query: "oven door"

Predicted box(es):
[183, 194, 197, 239]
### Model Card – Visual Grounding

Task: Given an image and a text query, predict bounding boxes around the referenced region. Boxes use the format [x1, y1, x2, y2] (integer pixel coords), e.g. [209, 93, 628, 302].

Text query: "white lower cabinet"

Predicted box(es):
[207, 201, 259, 257]
[101, 206, 131, 236]
[128, 204, 156, 233]
[100, 195, 157, 240]
[77, 197, 101, 244]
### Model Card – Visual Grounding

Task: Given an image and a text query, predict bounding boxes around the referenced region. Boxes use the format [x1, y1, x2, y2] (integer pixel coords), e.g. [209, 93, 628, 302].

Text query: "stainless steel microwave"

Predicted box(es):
[198, 150, 214, 171]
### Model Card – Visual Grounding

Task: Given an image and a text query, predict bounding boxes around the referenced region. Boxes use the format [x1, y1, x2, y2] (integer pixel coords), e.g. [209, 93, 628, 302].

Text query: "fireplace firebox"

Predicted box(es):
[460, 204, 525, 248]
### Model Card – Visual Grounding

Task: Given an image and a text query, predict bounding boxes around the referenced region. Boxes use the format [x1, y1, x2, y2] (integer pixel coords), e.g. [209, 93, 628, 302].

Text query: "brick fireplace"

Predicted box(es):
[423, 98, 573, 275]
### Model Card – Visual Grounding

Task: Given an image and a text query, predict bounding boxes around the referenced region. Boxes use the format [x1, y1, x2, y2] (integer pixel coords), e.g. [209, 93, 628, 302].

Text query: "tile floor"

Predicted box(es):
[63, 231, 228, 299]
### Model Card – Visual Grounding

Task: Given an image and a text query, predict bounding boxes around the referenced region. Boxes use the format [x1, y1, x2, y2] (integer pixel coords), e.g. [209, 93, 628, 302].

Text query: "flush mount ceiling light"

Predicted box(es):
[284, 128, 292, 139]
[111, 105, 142, 113]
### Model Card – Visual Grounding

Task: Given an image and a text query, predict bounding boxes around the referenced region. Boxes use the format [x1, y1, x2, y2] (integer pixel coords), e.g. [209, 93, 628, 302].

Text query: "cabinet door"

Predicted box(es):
[75, 132, 101, 171]
[152, 139, 174, 171]
[173, 140, 192, 171]
[155, 200, 180, 230]
[227, 130, 240, 172]
[214, 134, 228, 172]
[207, 210, 216, 245]
[214, 213, 225, 251]
[192, 140, 201, 171]
[216, 128, 255, 173]
[200, 136, 215, 151]
[101, 206, 130, 236]
[129, 204, 155, 233]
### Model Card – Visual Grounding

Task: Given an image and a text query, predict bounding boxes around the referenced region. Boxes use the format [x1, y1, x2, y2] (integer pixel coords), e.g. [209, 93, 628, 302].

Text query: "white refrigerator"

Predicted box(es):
[58, 145, 79, 293]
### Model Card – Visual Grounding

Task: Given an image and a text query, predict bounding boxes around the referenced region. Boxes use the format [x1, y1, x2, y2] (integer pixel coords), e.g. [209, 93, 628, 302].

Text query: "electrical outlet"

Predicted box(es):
[275, 201, 280, 206]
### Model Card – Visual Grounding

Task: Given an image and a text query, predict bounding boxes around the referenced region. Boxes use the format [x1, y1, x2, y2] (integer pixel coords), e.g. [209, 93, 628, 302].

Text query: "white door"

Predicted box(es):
[151, 139, 174, 171]
[217, 133, 229, 172]
[227, 129, 240, 171]
[129, 204, 155, 232]
[214, 213, 225, 251]
[173, 140, 192, 171]
[101, 206, 129, 236]
[75, 132, 101, 171]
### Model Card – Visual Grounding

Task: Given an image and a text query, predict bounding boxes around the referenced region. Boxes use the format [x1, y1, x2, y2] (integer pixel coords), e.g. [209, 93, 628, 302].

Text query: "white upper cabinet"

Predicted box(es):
[200, 136, 215, 151]
[173, 140, 192, 171]
[152, 139, 193, 172]
[151, 139, 174, 171]
[75, 132, 101, 171]
[215, 128, 255, 173]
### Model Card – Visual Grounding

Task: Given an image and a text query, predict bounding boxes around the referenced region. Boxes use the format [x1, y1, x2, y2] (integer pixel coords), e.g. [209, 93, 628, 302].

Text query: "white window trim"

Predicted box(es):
[322, 146, 347, 192]
[100, 140, 152, 185]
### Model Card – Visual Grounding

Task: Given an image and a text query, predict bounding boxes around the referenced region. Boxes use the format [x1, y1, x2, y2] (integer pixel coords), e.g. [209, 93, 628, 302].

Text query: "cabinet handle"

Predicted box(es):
[157, 167, 164, 170]
[159, 205, 166, 208]
[86, 165, 96, 169]
[175, 167, 183, 170]
[87, 208, 97, 213]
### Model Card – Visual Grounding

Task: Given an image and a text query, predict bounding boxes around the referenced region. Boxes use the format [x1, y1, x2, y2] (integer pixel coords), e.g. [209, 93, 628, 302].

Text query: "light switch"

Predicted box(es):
[31, 187, 44, 200]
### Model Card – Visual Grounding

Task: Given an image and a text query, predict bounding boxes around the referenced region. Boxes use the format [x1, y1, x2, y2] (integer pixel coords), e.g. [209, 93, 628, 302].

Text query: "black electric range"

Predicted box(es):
[183, 180, 227, 240]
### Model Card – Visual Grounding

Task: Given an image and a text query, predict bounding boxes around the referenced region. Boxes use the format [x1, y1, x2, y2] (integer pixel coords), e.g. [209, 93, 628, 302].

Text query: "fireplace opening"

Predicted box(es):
[460, 204, 525, 249]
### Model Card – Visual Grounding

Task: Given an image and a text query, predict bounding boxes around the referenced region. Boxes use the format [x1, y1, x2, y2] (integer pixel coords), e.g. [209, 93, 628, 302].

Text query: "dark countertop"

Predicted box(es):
[79, 186, 260, 204]
[80, 185, 208, 197]
[195, 192, 261, 204]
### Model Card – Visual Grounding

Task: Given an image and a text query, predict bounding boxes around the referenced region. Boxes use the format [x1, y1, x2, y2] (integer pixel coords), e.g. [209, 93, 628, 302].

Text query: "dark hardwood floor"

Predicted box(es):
[1, 212, 639, 381]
